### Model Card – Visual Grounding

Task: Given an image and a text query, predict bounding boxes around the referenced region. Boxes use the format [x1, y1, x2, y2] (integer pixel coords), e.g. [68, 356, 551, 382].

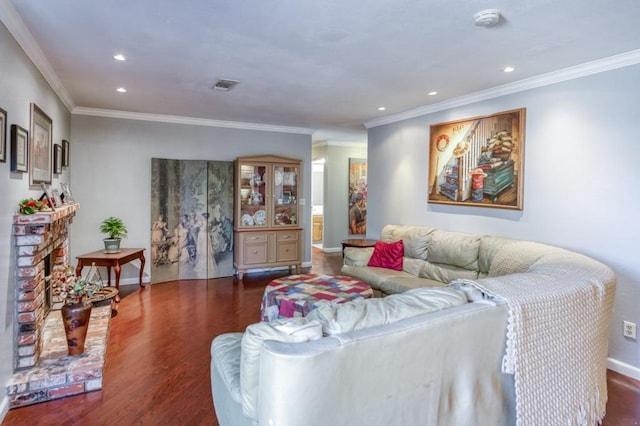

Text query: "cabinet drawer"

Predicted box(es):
[277, 231, 299, 242]
[242, 233, 268, 243]
[244, 244, 268, 264]
[276, 241, 299, 262]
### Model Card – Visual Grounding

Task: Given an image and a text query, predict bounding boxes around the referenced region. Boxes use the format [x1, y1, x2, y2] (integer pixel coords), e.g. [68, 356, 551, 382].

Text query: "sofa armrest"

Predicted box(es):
[343, 247, 375, 266]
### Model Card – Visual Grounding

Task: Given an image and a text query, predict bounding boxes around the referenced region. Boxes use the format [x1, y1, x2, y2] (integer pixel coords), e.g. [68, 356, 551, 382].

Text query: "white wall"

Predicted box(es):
[70, 115, 312, 280]
[367, 64, 640, 376]
[0, 25, 72, 416]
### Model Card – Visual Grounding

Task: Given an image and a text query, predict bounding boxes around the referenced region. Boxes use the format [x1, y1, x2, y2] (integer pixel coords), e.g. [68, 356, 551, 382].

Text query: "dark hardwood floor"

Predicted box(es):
[3, 248, 639, 425]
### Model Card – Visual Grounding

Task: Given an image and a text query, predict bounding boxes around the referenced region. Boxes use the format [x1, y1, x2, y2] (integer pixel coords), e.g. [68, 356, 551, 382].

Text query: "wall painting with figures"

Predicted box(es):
[348, 158, 367, 235]
[151, 158, 234, 283]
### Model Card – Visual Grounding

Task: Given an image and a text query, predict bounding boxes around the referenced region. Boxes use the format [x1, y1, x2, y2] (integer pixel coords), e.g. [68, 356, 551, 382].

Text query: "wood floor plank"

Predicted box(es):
[2, 249, 638, 425]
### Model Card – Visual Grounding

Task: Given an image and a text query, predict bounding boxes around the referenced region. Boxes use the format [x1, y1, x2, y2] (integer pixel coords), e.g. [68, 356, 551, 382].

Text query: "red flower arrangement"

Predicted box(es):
[18, 198, 51, 214]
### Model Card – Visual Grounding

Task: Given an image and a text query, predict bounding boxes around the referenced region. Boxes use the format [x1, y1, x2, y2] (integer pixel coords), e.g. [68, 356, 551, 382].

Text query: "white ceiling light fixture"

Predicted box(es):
[211, 79, 240, 92]
[474, 9, 501, 27]
[113, 54, 126, 61]
[428, 91, 437, 96]
[116, 87, 127, 93]
[377, 106, 386, 111]
[503, 66, 515, 73]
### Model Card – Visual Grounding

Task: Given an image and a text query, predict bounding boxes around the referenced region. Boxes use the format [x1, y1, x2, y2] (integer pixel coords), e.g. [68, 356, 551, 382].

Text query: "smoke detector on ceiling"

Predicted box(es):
[211, 79, 240, 92]
[474, 9, 501, 27]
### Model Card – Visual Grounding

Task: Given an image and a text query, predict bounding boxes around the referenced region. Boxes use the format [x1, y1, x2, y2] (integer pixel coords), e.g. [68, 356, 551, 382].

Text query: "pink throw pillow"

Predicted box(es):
[367, 240, 404, 271]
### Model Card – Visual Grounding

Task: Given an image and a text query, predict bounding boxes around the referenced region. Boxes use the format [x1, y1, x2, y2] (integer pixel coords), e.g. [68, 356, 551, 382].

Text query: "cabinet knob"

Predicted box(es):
[282, 235, 290, 239]
[252, 250, 258, 254]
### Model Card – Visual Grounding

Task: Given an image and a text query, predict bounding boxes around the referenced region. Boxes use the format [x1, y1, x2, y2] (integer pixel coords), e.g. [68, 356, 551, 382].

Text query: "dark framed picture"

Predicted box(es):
[40, 182, 57, 210]
[10, 124, 28, 172]
[29, 103, 53, 187]
[62, 139, 69, 167]
[53, 144, 62, 174]
[0, 107, 6, 163]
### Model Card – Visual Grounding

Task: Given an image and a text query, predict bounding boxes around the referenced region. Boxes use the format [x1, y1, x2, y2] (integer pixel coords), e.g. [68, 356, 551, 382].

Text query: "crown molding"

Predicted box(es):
[312, 140, 367, 148]
[364, 49, 640, 129]
[72, 107, 314, 135]
[0, 0, 75, 111]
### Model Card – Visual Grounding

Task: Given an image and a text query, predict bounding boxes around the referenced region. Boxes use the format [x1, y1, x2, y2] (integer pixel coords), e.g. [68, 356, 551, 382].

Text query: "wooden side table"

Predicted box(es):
[76, 248, 146, 302]
[341, 238, 378, 258]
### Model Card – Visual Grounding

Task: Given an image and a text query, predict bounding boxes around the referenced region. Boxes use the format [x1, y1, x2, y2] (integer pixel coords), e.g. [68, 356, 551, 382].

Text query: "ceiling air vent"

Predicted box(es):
[211, 79, 239, 92]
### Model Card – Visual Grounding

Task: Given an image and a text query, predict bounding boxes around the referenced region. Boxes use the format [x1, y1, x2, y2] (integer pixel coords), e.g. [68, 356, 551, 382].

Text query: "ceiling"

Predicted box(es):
[3, 0, 640, 141]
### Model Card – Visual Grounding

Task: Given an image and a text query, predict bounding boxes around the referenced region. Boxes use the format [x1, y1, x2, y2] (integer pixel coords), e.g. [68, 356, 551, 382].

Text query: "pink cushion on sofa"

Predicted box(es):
[367, 240, 404, 271]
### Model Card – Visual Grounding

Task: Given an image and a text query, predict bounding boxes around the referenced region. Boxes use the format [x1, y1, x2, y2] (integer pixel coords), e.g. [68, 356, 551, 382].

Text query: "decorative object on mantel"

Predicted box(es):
[17, 197, 51, 214]
[100, 216, 128, 253]
[48, 264, 104, 355]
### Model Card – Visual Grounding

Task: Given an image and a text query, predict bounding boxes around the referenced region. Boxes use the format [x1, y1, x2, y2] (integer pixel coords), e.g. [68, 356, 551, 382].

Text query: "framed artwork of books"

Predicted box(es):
[428, 108, 525, 210]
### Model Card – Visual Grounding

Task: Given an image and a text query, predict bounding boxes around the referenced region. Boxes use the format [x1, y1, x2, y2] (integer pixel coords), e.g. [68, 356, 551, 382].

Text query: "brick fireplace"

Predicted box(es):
[12, 204, 79, 370]
[7, 204, 112, 408]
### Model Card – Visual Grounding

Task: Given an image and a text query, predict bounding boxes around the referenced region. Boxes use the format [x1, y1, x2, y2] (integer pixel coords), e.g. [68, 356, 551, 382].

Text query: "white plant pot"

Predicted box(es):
[103, 238, 121, 253]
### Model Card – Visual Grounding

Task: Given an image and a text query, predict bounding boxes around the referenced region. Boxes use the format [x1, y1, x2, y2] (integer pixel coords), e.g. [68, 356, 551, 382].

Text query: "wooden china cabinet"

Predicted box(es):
[233, 155, 302, 278]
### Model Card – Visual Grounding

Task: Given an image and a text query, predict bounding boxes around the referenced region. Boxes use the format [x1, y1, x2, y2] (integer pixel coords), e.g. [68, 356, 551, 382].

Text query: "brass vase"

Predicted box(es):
[61, 301, 92, 355]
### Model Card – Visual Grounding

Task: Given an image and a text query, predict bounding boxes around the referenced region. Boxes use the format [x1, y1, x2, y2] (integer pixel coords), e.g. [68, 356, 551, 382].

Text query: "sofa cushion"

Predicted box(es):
[240, 318, 322, 419]
[306, 287, 468, 335]
[378, 275, 445, 295]
[478, 235, 510, 274]
[341, 264, 412, 289]
[380, 225, 434, 260]
[418, 261, 480, 284]
[426, 230, 481, 270]
[367, 240, 404, 270]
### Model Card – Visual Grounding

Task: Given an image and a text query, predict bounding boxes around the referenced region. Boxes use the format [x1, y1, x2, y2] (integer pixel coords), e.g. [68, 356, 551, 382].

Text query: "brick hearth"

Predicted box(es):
[8, 203, 113, 407]
[7, 305, 111, 407]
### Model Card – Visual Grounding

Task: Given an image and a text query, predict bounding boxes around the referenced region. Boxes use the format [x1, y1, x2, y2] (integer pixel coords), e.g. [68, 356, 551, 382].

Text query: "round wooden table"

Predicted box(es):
[341, 238, 378, 258]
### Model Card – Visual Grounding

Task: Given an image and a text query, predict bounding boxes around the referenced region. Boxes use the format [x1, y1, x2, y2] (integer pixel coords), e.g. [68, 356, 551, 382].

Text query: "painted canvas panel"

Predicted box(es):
[348, 158, 367, 234]
[151, 158, 234, 283]
[428, 108, 525, 210]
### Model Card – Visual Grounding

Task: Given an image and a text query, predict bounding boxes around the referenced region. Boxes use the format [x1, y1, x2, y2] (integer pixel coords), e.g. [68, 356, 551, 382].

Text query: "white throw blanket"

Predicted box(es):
[452, 244, 616, 426]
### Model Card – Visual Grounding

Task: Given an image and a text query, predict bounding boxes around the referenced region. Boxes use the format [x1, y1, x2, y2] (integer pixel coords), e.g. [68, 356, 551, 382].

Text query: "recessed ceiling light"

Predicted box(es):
[377, 107, 386, 111]
[114, 54, 126, 61]
[503, 66, 515, 73]
[116, 87, 127, 93]
[428, 91, 437, 96]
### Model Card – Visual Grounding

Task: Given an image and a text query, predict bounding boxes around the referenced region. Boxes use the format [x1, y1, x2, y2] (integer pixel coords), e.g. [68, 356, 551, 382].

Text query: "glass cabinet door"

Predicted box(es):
[272, 165, 298, 226]
[238, 164, 267, 227]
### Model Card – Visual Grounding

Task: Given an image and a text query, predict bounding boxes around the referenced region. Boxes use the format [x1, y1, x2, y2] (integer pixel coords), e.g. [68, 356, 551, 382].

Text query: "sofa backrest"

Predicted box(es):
[379, 224, 560, 283]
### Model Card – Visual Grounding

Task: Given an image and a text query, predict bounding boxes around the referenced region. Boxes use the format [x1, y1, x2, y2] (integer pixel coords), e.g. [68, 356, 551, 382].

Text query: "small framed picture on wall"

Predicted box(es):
[62, 139, 70, 167]
[53, 144, 62, 174]
[0, 107, 6, 163]
[10, 124, 28, 172]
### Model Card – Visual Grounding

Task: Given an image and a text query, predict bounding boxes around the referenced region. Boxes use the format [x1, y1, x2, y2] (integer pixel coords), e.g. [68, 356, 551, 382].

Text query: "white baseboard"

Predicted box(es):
[607, 357, 640, 381]
[0, 396, 9, 423]
[322, 247, 342, 253]
[117, 277, 151, 286]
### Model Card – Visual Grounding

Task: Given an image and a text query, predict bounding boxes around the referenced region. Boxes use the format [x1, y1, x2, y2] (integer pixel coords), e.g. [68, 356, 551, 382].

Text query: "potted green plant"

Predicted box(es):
[100, 216, 128, 253]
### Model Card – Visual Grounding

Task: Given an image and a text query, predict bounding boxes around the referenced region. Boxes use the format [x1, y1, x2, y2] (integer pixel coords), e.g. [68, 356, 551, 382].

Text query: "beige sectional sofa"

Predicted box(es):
[211, 224, 616, 426]
[341, 224, 510, 296]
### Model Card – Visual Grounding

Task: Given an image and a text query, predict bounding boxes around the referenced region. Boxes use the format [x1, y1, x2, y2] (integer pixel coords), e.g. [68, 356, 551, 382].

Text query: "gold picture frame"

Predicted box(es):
[428, 108, 525, 210]
[29, 103, 53, 187]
